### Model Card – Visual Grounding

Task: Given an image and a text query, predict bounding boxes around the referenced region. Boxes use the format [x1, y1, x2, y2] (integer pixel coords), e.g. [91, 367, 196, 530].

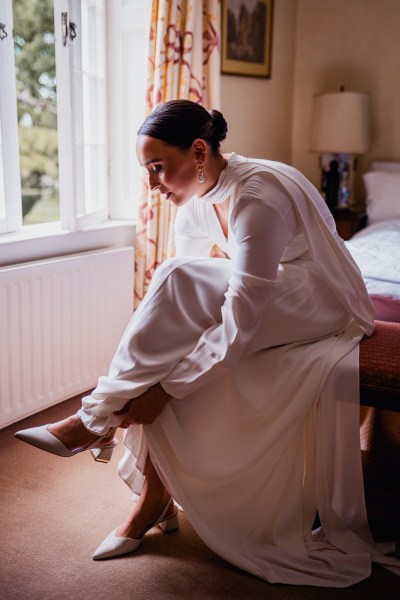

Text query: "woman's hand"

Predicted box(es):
[113, 383, 171, 427]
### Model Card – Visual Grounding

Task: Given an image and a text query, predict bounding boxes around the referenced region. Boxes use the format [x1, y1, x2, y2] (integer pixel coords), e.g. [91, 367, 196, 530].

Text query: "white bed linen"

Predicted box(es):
[346, 219, 400, 299]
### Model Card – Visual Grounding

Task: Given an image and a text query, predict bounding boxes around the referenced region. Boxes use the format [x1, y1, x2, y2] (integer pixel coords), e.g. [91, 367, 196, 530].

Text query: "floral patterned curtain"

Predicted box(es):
[134, 0, 221, 307]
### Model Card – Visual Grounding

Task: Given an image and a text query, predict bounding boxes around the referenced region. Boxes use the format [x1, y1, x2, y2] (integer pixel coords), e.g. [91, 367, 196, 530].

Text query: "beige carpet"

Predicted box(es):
[1, 397, 399, 600]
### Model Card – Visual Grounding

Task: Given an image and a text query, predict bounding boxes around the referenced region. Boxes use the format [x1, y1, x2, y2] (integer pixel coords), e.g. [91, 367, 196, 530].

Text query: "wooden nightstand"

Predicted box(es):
[331, 208, 367, 240]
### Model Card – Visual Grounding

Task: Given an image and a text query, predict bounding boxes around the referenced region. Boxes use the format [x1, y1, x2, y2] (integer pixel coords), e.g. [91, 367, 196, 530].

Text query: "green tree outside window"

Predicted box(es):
[13, 0, 59, 224]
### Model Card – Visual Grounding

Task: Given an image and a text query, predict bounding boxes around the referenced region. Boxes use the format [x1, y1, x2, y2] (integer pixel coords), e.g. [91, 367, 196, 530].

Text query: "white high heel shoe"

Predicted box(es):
[15, 424, 117, 463]
[93, 498, 179, 560]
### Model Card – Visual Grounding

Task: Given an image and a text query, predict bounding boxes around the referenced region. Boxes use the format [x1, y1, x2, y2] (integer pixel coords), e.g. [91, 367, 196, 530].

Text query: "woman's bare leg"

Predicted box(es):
[48, 415, 116, 452]
[116, 455, 174, 539]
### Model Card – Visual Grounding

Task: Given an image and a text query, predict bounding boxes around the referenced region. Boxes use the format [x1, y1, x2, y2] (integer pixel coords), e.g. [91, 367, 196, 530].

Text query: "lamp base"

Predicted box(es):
[320, 153, 355, 210]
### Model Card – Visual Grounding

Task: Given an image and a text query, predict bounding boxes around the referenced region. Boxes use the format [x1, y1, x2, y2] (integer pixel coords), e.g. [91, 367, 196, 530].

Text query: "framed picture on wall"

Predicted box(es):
[221, 0, 273, 78]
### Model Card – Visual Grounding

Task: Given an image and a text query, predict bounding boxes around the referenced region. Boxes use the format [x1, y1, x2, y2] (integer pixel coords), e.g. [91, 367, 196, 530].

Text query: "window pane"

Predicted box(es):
[80, 0, 107, 217]
[0, 125, 5, 220]
[13, 0, 59, 225]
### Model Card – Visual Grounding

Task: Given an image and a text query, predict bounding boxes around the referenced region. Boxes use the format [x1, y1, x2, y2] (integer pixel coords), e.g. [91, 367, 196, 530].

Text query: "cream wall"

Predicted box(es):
[222, 0, 400, 202]
[292, 0, 400, 198]
[221, 0, 297, 162]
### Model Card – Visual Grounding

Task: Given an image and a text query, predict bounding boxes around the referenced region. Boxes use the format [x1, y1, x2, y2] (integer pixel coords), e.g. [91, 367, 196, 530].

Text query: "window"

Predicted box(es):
[56, 0, 108, 231]
[0, 0, 22, 234]
[0, 124, 5, 221]
[107, 0, 151, 221]
[13, 0, 59, 226]
[0, 0, 149, 246]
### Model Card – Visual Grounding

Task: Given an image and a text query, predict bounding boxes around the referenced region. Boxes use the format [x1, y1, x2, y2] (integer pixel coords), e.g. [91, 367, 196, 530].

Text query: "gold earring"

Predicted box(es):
[197, 161, 205, 184]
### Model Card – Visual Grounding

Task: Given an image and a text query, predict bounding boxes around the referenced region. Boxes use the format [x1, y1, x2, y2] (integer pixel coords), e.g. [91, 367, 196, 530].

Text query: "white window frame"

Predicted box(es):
[55, 0, 108, 232]
[107, 0, 150, 221]
[0, 0, 150, 263]
[0, 0, 22, 234]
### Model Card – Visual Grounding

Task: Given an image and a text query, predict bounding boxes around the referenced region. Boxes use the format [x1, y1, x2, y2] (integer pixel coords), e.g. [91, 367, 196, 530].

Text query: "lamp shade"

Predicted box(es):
[310, 91, 370, 154]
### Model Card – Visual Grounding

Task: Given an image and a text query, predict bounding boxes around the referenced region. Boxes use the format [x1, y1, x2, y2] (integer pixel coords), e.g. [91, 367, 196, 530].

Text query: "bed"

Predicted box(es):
[345, 162, 400, 542]
[344, 162, 400, 409]
[345, 161, 400, 323]
[346, 218, 400, 322]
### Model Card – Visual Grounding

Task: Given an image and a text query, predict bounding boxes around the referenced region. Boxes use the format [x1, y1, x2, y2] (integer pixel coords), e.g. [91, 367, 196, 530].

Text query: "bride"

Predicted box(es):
[16, 100, 399, 587]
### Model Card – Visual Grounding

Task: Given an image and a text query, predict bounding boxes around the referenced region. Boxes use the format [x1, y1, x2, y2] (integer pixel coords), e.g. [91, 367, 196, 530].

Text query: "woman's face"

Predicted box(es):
[136, 135, 200, 207]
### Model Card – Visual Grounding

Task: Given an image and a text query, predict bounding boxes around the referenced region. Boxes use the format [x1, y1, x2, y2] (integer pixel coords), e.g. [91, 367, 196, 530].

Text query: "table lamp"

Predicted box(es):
[310, 88, 370, 210]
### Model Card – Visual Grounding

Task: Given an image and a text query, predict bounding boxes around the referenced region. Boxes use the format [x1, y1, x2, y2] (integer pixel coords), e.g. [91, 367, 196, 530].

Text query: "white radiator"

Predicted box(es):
[0, 247, 134, 429]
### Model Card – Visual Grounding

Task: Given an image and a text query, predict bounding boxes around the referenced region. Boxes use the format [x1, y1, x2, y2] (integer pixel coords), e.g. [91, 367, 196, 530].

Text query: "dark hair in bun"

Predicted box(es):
[138, 100, 228, 153]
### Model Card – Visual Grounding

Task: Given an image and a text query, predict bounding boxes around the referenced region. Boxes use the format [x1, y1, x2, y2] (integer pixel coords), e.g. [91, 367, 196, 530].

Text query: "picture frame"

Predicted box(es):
[221, 0, 273, 78]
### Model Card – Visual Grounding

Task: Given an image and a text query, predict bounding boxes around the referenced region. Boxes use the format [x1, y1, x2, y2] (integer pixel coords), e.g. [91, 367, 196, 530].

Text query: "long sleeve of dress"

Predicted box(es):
[161, 180, 298, 399]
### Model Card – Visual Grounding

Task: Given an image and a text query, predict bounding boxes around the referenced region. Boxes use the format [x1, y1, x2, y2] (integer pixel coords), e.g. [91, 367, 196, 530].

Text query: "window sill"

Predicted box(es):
[0, 219, 136, 268]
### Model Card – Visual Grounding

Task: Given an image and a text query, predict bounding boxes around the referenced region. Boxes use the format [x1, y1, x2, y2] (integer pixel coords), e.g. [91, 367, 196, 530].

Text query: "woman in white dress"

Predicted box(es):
[16, 100, 399, 586]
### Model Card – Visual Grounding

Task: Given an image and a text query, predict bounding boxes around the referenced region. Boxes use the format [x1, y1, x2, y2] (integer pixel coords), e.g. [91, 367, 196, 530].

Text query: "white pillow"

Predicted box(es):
[371, 161, 400, 173]
[363, 171, 400, 224]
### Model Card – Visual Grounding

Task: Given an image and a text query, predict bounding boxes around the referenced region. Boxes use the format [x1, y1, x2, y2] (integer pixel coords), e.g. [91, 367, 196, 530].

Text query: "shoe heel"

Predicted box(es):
[90, 445, 115, 463]
[158, 512, 179, 533]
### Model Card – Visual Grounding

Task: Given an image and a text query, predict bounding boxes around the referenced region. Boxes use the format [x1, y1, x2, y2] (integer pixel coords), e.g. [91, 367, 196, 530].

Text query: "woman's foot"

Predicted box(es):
[116, 457, 176, 540]
[116, 490, 175, 539]
[92, 457, 178, 559]
[92, 496, 178, 560]
[47, 415, 115, 454]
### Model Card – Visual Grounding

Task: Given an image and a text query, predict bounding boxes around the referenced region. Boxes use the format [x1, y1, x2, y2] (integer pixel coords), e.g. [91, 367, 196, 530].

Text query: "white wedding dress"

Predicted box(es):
[78, 154, 399, 586]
